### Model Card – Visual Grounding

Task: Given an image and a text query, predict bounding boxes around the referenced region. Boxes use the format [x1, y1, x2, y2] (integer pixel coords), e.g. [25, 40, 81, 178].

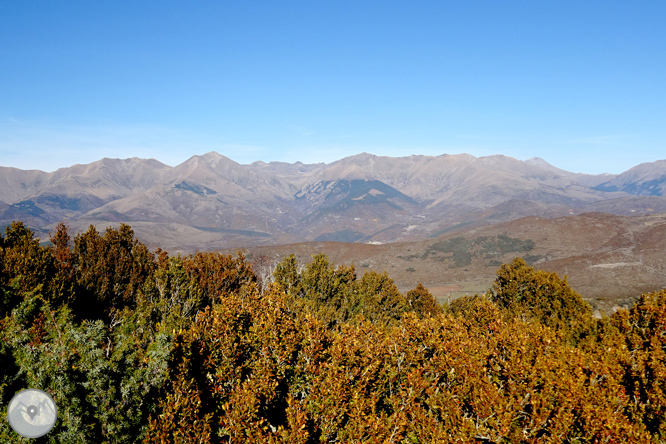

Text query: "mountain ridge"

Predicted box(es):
[2, 152, 665, 251]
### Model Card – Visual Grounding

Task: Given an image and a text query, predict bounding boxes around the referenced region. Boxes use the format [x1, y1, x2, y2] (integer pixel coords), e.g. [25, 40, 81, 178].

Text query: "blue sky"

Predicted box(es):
[1, 1, 664, 174]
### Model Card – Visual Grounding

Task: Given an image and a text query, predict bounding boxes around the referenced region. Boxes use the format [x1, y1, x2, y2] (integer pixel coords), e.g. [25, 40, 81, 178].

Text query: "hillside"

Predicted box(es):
[233, 211, 666, 313]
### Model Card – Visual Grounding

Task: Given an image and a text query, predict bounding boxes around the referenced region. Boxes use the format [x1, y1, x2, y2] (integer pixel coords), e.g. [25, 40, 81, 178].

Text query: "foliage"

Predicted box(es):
[489, 257, 593, 338]
[0, 222, 260, 442]
[145, 290, 658, 443]
[48, 222, 77, 308]
[0, 291, 170, 443]
[1, 221, 54, 303]
[273, 253, 303, 298]
[1, 221, 666, 443]
[424, 234, 534, 267]
[350, 270, 410, 325]
[274, 253, 409, 327]
[72, 224, 156, 320]
[611, 289, 666, 437]
[406, 283, 442, 318]
[182, 250, 256, 304]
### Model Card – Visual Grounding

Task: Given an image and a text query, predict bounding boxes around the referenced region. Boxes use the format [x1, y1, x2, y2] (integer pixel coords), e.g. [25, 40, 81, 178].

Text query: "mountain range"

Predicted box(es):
[1, 152, 665, 252]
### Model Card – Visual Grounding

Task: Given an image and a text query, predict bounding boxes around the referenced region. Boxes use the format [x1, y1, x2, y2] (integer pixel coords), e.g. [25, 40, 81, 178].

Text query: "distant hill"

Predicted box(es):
[1, 152, 666, 251]
[234, 211, 666, 314]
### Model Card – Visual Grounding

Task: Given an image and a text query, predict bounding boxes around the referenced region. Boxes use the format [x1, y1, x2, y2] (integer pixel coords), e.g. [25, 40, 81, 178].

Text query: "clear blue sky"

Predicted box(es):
[1, 1, 664, 174]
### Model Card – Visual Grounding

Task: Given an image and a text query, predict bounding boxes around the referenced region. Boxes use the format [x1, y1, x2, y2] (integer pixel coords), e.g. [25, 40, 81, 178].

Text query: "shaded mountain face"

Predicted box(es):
[295, 179, 418, 213]
[1, 152, 665, 251]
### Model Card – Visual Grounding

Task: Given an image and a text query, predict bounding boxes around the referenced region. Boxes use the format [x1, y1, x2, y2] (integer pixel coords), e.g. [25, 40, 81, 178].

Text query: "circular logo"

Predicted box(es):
[7, 389, 58, 438]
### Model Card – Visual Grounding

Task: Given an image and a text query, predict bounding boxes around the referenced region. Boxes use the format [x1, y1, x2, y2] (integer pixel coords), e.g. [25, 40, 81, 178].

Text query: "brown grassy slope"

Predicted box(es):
[229, 212, 666, 314]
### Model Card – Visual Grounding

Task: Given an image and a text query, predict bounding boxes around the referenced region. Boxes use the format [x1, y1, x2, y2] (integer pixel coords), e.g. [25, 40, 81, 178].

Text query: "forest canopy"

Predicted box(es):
[1, 221, 665, 443]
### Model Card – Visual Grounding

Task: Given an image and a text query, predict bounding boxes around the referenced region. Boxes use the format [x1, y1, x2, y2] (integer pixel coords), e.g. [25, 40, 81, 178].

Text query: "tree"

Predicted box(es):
[302, 254, 337, 304]
[182, 250, 256, 305]
[490, 257, 592, 336]
[406, 283, 442, 318]
[273, 254, 303, 298]
[48, 222, 77, 308]
[73, 224, 156, 321]
[0, 221, 54, 298]
[351, 270, 410, 325]
[138, 255, 204, 335]
[301, 254, 355, 308]
[249, 253, 277, 292]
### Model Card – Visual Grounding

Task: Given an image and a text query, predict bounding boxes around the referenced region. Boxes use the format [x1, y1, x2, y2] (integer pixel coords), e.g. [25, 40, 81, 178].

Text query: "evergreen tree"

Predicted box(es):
[490, 257, 592, 336]
[0, 221, 54, 298]
[48, 222, 77, 308]
[406, 282, 442, 318]
[72, 224, 155, 321]
[351, 270, 410, 325]
[273, 254, 303, 297]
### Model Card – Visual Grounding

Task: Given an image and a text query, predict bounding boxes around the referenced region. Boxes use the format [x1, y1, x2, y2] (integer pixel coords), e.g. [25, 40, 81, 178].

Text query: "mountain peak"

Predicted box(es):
[340, 152, 377, 163]
[200, 151, 224, 159]
[181, 151, 238, 167]
[524, 157, 575, 175]
[195, 151, 234, 163]
[526, 157, 551, 166]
